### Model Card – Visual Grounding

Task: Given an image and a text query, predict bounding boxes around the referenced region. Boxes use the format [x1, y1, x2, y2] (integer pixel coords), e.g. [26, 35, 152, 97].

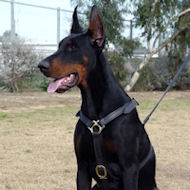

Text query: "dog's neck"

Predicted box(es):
[79, 53, 131, 120]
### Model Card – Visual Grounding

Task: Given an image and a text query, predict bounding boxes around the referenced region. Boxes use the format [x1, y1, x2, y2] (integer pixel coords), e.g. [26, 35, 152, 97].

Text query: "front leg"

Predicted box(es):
[122, 164, 139, 190]
[74, 122, 95, 189]
[116, 120, 140, 190]
[77, 162, 92, 190]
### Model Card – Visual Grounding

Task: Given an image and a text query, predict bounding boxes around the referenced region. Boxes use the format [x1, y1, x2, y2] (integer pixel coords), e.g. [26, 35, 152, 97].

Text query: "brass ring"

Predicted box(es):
[95, 165, 107, 179]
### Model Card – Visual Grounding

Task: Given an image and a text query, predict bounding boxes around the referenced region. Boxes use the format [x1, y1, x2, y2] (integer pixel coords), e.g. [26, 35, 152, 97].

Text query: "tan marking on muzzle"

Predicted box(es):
[49, 58, 87, 89]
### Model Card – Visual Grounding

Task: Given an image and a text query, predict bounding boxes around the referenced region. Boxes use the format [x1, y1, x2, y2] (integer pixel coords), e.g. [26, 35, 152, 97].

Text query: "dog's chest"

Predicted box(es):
[74, 122, 119, 161]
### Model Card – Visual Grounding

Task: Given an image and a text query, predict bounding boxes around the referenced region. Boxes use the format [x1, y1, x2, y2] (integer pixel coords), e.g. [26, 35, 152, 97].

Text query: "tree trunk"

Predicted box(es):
[125, 7, 190, 92]
[124, 54, 152, 91]
[9, 80, 19, 92]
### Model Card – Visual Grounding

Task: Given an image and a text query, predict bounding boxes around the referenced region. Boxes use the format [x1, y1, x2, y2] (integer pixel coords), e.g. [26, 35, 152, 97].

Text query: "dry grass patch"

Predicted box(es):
[0, 91, 190, 190]
[0, 106, 79, 190]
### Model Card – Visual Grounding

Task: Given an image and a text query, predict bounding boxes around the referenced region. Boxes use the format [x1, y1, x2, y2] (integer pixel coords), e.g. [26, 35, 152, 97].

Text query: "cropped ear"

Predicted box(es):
[71, 6, 82, 34]
[88, 5, 105, 49]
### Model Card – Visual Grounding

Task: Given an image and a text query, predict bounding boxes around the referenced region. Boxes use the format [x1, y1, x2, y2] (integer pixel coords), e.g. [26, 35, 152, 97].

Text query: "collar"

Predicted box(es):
[76, 98, 138, 135]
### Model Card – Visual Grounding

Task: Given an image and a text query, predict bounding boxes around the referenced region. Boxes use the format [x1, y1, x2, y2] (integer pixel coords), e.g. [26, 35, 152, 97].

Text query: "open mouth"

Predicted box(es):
[47, 73, 79, 93]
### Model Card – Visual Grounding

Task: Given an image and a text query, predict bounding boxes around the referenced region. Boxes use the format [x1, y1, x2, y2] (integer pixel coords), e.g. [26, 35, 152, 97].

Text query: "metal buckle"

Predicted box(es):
[95, 165, 107, 179]
[88, 120, 105, 135]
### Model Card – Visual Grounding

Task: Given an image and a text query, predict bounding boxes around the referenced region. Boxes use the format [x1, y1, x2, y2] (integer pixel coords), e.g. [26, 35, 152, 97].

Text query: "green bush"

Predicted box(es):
[134, 56, 190, 91]
[133, 63, 155, 91]
[105, 50, 127, 84]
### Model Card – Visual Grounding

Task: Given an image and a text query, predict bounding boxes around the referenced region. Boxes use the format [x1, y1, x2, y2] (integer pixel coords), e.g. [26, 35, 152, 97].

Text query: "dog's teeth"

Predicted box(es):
[70, 74, 75, 81]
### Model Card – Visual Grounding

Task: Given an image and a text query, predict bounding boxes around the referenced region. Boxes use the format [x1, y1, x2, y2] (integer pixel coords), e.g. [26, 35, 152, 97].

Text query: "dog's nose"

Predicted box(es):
[38, 60, 50, 72]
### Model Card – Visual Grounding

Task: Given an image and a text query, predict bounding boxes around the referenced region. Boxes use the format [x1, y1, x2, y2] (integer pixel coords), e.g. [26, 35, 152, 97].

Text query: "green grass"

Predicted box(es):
[0, 113, 8, 119]
[138, 98, 190, 111]
[0, 105, 78, 120]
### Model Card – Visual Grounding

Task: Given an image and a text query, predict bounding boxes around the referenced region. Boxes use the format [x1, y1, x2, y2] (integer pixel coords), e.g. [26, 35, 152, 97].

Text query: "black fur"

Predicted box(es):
[38, 5, 158, 190]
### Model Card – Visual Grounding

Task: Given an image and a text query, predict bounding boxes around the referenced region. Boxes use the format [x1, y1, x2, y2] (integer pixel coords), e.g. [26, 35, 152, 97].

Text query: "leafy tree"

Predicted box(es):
[168, 0, 190, 61]
[125, 0, 190, 91]
[132, 0, 179, 41]
[105, 51, 126, 83]
[119, 37, 140, 58]
[0, 32, 40, 92]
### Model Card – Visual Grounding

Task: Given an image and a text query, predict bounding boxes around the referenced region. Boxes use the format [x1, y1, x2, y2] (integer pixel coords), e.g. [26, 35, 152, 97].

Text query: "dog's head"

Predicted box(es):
[38, 6, 105, 93]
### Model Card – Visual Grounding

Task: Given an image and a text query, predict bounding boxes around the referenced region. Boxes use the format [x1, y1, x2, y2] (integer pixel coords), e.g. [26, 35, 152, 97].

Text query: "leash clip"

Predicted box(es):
[88, 120, 105, 135]
[95, 165, 107, 179]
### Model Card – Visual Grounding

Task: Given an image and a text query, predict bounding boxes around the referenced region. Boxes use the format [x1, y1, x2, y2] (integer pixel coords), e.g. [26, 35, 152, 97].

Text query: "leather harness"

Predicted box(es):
[76, 98, 153, 182]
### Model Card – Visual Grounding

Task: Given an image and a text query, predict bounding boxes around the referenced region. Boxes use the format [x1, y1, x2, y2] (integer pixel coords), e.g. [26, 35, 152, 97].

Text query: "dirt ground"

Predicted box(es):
[0, 91, 190, 190]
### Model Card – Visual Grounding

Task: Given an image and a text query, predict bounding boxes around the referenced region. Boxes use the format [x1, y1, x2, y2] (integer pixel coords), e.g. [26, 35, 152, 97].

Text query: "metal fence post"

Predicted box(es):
[57, 7, 61, 44]
[11, 0, 15, 37]
[130, 20, 133, 40]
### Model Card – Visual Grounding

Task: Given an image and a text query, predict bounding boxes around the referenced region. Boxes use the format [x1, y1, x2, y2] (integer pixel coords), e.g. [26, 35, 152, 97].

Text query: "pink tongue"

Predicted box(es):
[47, 74, 75, 93]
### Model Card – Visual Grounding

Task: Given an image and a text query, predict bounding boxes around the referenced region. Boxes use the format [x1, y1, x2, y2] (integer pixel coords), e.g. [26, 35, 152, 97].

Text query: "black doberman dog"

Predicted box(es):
[38, 5, 158, 190]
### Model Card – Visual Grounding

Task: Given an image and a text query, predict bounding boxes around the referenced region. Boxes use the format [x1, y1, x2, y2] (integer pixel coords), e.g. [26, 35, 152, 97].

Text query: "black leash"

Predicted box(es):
[143, 53, 190, 125]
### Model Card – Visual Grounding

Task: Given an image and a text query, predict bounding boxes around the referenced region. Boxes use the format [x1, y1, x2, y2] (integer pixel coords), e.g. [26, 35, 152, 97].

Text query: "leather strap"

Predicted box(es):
[76, 98, 138, 131]
[92, 134, 109, 189]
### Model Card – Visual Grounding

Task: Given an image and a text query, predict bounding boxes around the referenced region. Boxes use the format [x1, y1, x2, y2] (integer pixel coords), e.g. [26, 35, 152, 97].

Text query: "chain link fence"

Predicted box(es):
[0, 0, 143, 54]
